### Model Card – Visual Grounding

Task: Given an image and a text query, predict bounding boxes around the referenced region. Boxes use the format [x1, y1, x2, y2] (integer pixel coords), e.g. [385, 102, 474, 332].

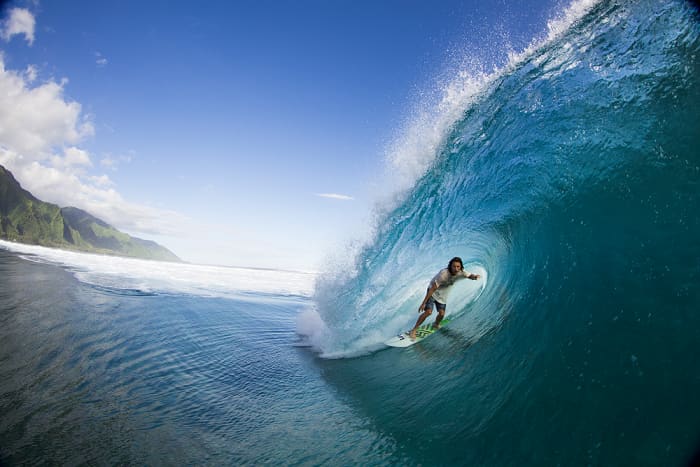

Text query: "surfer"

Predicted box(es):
[409, 257, 480, 340]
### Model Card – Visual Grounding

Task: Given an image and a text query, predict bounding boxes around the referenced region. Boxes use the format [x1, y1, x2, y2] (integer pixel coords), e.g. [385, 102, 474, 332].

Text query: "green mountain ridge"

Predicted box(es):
[0, 165, 181, 262]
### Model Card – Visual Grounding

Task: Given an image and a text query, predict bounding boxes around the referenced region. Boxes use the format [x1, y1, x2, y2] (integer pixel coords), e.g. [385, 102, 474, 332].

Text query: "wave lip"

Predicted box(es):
[383, 0, 605, 197]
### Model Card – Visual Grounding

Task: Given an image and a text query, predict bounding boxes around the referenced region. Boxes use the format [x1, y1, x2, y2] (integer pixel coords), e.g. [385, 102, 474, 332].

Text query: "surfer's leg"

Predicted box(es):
[433, 312, 445, 329]
[432, 302, 446, 329]
[409, 307, 432, 339]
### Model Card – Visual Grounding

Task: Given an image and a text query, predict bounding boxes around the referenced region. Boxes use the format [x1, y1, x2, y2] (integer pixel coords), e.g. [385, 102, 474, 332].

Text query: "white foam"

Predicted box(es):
[383, 0, 603, 197]
[0, 240, 315, 298]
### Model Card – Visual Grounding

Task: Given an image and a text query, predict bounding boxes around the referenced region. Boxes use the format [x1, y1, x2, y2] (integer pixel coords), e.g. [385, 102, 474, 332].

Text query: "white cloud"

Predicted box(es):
[24, 64, 37, 82]
[95, 51, 108, 67]
[0, 54, 189, 240]
[100, 157, 116, 168]
[315, 193, 354, 201]
[89, 174, 113, 187]
[0, 55, 94, 157]
[100, 152, 133, 170]
[1, 8, 36, 45]
[63, 146, 92, 166]
[2, 158, 190, 237]
[50, 146, 92, 169]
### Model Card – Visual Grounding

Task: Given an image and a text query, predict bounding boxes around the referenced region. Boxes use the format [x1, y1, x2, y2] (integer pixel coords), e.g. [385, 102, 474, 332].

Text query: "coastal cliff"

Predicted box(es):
[0, 165, 180, 262]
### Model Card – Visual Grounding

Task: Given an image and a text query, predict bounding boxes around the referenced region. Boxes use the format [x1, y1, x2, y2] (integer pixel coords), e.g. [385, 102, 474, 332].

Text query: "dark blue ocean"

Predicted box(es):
[2, 0, 700, 464]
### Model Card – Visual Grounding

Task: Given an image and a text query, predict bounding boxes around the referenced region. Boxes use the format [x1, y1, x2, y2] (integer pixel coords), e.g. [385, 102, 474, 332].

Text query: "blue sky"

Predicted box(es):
[0, 0, 560, 271]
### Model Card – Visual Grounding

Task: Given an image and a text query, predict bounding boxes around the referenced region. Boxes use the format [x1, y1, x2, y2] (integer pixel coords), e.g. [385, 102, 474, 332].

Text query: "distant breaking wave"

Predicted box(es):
[0, 240, 314, 299]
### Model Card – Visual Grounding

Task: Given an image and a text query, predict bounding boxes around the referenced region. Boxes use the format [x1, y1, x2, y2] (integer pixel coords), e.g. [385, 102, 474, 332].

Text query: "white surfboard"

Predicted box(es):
[385, 318, 450, 348]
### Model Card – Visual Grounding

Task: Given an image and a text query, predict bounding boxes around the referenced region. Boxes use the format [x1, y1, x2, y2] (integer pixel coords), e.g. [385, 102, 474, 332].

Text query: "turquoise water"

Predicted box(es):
[2, 0, 700, 464]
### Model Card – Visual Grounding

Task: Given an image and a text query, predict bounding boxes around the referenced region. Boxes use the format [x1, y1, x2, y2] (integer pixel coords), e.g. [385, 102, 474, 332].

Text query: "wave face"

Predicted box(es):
[310, 0, 700, 463]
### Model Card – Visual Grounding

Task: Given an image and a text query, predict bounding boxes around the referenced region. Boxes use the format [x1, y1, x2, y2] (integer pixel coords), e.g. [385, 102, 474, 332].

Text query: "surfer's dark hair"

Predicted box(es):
[448, 257, 463, 270]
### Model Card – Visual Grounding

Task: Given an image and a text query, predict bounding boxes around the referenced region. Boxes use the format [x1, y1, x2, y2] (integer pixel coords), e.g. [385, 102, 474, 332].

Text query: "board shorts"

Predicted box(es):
[425, 289, 446, 313]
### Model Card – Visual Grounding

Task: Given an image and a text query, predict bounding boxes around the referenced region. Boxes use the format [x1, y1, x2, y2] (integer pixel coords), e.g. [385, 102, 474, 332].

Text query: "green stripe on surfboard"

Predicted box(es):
[385, 318, 451, 348]
[415, 317, 450, 336]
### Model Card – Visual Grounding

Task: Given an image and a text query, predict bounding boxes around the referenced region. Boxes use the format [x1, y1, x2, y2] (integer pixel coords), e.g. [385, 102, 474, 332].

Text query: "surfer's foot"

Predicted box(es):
[409, 329, 417, 340]
[432, 323, 441, 330]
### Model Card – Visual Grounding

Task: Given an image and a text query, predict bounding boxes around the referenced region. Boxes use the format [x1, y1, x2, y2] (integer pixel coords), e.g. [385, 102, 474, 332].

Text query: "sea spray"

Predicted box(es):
[306, 0, 611, 358]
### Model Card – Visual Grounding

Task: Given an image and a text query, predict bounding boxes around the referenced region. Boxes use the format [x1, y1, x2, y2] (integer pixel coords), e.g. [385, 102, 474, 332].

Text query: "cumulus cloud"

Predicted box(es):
[0, 54, 189, 239]
[315, 193, 354, 201]
[50, 146, 92, 169]
[6, 160, 189, 236]
[0, 55, 94, 157]
[1, 8, 35, 45]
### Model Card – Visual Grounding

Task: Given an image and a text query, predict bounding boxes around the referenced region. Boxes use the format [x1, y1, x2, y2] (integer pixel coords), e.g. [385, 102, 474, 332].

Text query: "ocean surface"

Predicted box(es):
[2, 0, 700, 465]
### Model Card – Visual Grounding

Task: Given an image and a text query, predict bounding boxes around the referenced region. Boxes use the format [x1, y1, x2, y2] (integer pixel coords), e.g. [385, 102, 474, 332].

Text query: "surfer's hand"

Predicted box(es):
[469, 274, 480, 280]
